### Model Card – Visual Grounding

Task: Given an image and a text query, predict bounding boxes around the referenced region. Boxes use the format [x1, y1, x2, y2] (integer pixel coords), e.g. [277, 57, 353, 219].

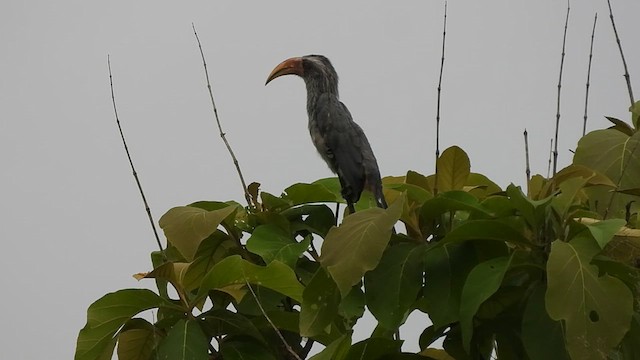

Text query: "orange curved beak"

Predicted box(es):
[265, 57, 304, 85]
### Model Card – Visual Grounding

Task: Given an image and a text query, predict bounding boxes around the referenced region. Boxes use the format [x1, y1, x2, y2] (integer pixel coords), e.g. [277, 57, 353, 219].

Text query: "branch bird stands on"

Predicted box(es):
[266, 55, 387, 214]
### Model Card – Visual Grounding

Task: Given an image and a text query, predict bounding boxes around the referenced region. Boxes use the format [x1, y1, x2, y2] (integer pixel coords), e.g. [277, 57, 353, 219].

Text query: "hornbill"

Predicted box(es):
[266, 55, 387, 213]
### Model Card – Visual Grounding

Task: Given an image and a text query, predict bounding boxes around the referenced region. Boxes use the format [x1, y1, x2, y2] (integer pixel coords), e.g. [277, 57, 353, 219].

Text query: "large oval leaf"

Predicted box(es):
[521, 285, 569, 360]
[300, 267, 341, 337]
[422, 243, 477, 328]
[75, 289, 181, 360]
[246, 224, 309, 268]
[199, 309, 266, 345]
[365, 243, 426, 330]
[574, 128, 640, 219]
[156, 319, 208, 360]
[435, 146, 471, 192]
[284, 181, 342, 205]
[309, 334, 352, 360]
[159, 204, 238, 261]
[219, 340, 277, 360]
[545, 237, 634, 359]
[459, 256, 512, 352]
[438, 219, 531, 248]
[320, 194, 404, 297]
[196, 255, 304, 302]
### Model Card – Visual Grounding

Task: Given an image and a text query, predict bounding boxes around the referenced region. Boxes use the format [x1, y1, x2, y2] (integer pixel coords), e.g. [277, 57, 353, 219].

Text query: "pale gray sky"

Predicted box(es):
[1, 1, 638, 358]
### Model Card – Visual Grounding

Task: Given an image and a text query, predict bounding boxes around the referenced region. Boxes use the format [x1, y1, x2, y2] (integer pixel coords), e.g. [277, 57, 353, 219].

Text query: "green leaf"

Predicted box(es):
[197, 255, 303, 302]
[156, 319, 208, 360]
[521, 284, 569, 360]
[606, 116, 635, 136]
[199, 309, 266, 345]
[405, 170, 431, 190]
[219, 340, 277, 360]
[438, 219, 531, 248]
[631, 100, 640, 129]
[421, 191, 494, 224]
[313, 177, 344, 197]
[75, 289, 181, 360]
[422, 243, 477, 328]
[459, 256, 511, 352]
[616, 313, 640, 359]
[465, 173, 502, 200]
[436, 146, 471, 192]
[246, 224, 309, 267]
[545, 237, 634, 359]
[236, 286, 285, 316]
[261, 191, 293, 212]
[283, 204, 336, 237]
[117, 319, 158, 360]
[344, 338, 402, 360]
[320, 195, 404, 297]
[284, 181, 342, 205]
[309, 333, 352, 360]
[300, 267, 341, 337]
[365, 243, 426, 330]
[418, 325, 448, 350]
[159, 204, 238, 261]
[551, 176, 589, 218]
[506, 184, 552, 231]
[419, 348, 455, 360]
[338, 286, 366, 325]
[582, 218, 626, 249]
[138, 262, 189, 290]
[574, 128, 640, 219]
[182, 232, 234, 292]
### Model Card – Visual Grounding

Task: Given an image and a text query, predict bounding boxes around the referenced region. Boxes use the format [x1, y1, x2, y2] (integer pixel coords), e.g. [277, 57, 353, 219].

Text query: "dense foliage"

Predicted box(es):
[76, 102, 640, 360]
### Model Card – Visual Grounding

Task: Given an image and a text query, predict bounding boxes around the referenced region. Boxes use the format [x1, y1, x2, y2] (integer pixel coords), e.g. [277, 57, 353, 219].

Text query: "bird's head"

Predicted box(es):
[266, 55, 339, 95]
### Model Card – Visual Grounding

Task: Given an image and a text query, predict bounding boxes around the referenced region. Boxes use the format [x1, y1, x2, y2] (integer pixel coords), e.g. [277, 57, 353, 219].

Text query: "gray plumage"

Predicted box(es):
[267, 55, 386, 212]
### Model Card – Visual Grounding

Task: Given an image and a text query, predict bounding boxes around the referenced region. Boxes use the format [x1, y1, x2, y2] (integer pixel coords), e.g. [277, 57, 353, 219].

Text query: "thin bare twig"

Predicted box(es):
[524, 129, 531, 183]
[244, 280, 302, 360]
[192, 23, 252, 207]
[107, 56, 165, 258]
[553, 0, 570, 176]
[434, 0, 447, 195]
[583, 13, 598, 136]
[607, 0, 635, 105]
[547, 138, 553, 179]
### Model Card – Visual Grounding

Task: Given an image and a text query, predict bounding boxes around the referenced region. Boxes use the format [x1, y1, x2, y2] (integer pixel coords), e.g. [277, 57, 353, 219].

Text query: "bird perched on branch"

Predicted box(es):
[266, 55, 387, 213]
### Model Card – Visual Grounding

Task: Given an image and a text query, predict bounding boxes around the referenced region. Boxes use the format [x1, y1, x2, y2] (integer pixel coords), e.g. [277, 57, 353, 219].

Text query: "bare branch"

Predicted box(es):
[583, 13, 598, 136]
[244, 280, 302, 360]
[107, 56, 165, 258]
[553, 0, 570, 176]
[192, 24, 252, 207]
[607, 0, 635, 105]
[524, 129, 531, 183]
[547, 138, 553, 179]
[434, 0, 447, 195]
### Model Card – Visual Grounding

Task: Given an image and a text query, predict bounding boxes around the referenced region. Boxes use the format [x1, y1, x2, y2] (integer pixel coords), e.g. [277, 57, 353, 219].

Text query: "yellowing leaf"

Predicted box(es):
[436, 146, 471, 192]
[545, 237, 634, 359]
[159, 204, 237, 261]
[320, 194, 404, 297]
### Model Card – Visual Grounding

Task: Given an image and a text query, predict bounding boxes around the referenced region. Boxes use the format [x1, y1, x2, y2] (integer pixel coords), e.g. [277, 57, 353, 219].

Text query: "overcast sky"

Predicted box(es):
[1, 1, 638, 358]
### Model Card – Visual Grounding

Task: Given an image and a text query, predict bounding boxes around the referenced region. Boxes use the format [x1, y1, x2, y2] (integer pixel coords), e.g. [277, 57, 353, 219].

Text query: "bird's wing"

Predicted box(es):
[314, 94, 368, 204]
